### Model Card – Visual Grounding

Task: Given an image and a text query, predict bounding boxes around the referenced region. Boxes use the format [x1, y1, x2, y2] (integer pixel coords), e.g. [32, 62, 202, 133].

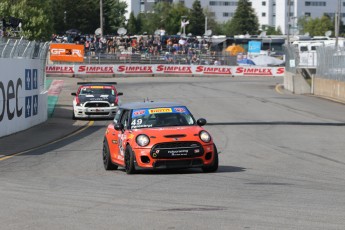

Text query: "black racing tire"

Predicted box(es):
[103, 139, 118, 170]
[125, 145, 136, 174]
[72, 111, 76, 120]
[202, 144, 219, 173]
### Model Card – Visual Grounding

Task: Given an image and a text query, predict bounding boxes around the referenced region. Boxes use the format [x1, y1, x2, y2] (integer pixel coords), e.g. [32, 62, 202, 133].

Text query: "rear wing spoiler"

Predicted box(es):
[77, 82, 117, 85]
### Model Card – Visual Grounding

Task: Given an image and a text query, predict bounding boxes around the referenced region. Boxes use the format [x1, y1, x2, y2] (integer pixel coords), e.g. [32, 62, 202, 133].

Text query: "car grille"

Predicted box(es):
[85, 112, 109, 115]
[153, 159, 204, 169]
[84, 102, 110, 107]
[151, 141, 204, 159]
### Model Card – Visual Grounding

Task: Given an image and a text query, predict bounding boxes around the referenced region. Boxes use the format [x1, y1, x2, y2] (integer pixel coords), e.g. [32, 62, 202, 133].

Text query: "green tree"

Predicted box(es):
[265, 25, 283, 35]
[0, 0, 54, 40]
[139, 2, 189, 35]
[103, 0, 127, 34]
[127, 12, 138, 35]
[304, 15, 333, 36]
[225, 0, 259, 36]
[188, 0, 205, 36]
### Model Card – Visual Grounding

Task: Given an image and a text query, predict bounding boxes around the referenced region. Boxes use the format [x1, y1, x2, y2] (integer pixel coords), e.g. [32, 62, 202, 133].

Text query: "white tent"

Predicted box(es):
[252, 56, 285, 66]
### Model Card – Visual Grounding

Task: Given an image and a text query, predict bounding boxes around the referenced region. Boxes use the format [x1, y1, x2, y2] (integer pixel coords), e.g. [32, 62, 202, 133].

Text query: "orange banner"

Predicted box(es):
[50, 43, 84, 62]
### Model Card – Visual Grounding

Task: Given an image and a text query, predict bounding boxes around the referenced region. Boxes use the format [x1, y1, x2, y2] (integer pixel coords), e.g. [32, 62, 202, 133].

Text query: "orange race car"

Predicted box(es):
[103, 101, 219, 174]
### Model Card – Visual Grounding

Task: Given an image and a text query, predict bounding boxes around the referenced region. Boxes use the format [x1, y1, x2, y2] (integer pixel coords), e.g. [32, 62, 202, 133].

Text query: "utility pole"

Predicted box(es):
[205, 16, 207, 35]
[287, 0, 291, 45]
[335, 0, 341, 49]
[100, 0, 103, 36]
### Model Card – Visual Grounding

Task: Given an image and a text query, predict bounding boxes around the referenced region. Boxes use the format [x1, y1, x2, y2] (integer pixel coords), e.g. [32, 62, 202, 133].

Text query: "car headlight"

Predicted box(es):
[199, 131, 211, 143]
[136, 134, 150, 147]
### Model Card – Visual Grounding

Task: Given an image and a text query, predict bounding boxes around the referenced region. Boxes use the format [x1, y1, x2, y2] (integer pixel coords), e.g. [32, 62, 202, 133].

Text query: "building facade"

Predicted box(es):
[124, 0, 344, 35]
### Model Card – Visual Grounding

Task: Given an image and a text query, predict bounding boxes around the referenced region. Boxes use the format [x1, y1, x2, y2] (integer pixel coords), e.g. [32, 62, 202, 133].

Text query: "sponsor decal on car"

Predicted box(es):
[149, 108, 173, 114]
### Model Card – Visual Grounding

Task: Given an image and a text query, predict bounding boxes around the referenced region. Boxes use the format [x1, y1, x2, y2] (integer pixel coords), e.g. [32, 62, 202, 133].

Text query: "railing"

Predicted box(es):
[0, 37, 49, 60]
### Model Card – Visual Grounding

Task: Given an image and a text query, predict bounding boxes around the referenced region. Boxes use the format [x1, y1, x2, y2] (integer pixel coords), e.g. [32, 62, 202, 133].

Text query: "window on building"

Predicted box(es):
[305, 1, 326, 7]
[305, 12, 311, 17]
[262, 12, 266, 17]
[262, 1, 266, 6]
[210, 1, 237, 6]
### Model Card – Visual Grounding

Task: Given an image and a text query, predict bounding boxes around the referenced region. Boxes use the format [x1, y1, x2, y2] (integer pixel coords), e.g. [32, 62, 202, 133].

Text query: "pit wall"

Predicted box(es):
[284, 71, 311, 94]
[0, 58, 48, 138]
[45, 64, 285, 77]
[313, 77, 345, 103]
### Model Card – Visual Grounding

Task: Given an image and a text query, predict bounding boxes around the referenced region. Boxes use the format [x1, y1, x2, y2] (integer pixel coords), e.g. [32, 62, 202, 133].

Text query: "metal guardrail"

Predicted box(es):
[49, 50, 238, 66]
[0, 37, 49, 60]
[1, 37, 50, 90]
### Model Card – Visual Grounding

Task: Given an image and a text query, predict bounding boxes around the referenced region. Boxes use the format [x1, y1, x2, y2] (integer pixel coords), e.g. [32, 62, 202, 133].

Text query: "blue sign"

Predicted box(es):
[25, 69, 32, 90]
[33, 95, 38, 116]
[248, 41, 261, 53]
[33, 69, 38, 89]
[25, 96, 32, 118]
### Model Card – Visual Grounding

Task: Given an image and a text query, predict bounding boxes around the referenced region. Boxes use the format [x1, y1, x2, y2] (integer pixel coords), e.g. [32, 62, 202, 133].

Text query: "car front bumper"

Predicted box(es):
[133, 143, 215, 170]
[73, 106, 118, 118]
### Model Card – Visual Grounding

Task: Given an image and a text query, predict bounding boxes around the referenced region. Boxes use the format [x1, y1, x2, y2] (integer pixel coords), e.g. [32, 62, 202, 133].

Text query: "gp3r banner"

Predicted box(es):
[50, 43, 84, 62]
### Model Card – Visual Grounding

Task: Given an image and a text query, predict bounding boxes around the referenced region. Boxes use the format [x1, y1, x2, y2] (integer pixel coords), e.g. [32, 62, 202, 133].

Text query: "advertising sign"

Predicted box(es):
[50, 43, 84, 62]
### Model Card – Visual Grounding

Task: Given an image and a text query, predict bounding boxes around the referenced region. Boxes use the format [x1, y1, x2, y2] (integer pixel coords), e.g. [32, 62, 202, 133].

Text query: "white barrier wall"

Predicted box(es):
[0, 59, 47, 137]
[46, 64, 285, 77]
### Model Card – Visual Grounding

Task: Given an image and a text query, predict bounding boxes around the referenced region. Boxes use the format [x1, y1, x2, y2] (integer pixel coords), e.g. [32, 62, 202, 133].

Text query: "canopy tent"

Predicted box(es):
[66, 28, 81, 35]
[251, 55, 285, 66]
[237, 58, 255, 65]
[225, 45, 245, 56]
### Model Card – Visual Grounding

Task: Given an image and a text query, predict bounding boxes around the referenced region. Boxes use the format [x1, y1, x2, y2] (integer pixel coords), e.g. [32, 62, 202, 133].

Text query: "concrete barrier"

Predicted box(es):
[313, 77, 345, 103]
[0, 58, 48, 138]
[284, 70, 311, 94]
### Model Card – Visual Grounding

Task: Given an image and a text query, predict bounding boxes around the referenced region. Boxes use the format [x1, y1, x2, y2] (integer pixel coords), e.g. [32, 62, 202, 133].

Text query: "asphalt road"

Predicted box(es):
[1, 76, 345, 230]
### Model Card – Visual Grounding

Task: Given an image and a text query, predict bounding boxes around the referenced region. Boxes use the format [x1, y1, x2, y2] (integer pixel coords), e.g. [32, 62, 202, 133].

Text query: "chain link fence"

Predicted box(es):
[316, 46, 345, 82]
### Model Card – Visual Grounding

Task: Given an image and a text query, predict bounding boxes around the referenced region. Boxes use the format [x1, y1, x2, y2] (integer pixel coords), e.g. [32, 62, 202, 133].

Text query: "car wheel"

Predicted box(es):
[103, 139, 118, 170]
[202, 144, 219, 173]
[125, 146, 136, 174]
[72, 111, 76, 120]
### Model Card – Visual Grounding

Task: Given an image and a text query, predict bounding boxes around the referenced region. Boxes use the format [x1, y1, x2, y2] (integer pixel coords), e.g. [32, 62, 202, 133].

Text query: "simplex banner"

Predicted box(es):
[46, 64, 285, 77]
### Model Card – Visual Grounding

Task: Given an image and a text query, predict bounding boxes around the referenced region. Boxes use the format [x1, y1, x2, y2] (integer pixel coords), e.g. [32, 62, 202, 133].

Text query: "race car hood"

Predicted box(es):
[78, 94, 116, 103]
[133, 126, 208, 142]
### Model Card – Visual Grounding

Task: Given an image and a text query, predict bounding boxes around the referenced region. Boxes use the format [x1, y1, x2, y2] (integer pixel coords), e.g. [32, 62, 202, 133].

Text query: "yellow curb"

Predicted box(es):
[275, 84, 284, 94]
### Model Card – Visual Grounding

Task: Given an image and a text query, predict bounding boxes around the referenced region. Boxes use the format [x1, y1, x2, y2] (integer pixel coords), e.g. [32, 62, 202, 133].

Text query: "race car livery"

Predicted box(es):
[103, 101, 219, 174]
[71, 82, 123, 119]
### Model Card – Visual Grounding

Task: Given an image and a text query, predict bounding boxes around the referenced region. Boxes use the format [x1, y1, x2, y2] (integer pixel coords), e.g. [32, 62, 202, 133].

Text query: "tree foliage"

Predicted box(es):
[299, 15, 333, 36]
[0, 0, 54, 40]
[189, 0, 205, 36]
[225, 0, 259, 36]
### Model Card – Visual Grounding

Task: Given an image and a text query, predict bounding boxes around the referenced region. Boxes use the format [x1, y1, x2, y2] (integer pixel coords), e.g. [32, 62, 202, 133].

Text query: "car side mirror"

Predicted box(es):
[115, 123, 124, 131]
[117, 92, 123, 96]
[71, 92, 77, 96]
[197, 118, 207, 126]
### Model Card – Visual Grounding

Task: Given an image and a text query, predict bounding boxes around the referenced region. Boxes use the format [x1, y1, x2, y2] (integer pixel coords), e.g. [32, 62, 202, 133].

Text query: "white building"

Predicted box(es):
[124, 0, 344, 35]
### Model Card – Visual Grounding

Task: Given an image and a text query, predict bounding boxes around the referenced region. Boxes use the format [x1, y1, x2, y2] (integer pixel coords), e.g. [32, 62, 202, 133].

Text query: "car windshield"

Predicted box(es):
[79, 87, 114, 95]
[130, 106, 195, 129]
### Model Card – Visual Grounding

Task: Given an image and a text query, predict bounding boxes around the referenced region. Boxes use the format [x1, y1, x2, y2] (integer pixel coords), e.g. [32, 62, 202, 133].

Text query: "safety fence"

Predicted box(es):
[316, 46, 345, 82]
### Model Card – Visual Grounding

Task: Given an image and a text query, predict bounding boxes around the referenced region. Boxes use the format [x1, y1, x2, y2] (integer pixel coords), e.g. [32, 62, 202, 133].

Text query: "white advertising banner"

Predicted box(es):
[46, 64, 285, 77]
[0, 59, 47, 137]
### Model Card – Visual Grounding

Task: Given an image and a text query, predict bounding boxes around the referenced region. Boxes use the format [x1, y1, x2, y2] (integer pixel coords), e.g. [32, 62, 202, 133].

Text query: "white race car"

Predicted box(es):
[71, 82, 123, 119]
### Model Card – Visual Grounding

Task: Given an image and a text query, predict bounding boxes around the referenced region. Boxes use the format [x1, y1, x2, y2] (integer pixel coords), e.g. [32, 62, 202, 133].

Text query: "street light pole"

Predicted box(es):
[100, 0, 103, 36]
[287, 0, 291, 45]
